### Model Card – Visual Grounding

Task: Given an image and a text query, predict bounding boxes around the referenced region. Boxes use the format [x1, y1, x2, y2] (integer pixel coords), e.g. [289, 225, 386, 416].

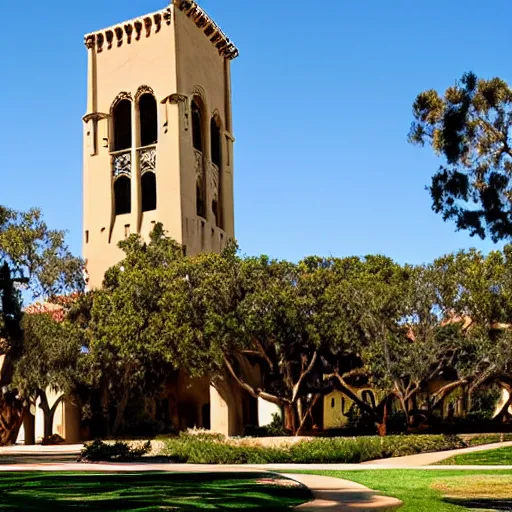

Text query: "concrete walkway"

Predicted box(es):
[360, 440, 512, 467]
[1, 441, 512, 511]
[284, 473, 402, 511]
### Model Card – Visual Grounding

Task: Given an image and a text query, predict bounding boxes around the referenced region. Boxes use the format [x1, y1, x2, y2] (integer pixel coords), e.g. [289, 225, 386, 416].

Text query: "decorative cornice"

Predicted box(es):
[167, 93, 188, 104]
[174, 0, 239, 60]
[110, 91, 133, 113]
[135, 85, 155, 101]
[82, 112, 110, 123]
[84, 7, 172, 53]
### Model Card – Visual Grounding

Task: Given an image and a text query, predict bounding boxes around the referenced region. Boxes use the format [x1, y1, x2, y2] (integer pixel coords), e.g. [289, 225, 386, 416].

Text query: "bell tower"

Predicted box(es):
[83, 0, 238, 288]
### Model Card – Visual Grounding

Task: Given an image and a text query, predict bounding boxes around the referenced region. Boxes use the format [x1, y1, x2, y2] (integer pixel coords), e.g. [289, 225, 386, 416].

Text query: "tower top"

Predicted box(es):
[84, 0, 238, 60]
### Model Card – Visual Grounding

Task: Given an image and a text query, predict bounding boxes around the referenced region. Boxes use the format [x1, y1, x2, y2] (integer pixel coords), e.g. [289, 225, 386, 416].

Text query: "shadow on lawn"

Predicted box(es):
[0, 453, 78, 465]
[0, 472, 311, 511]
[444, 498, 512, 511]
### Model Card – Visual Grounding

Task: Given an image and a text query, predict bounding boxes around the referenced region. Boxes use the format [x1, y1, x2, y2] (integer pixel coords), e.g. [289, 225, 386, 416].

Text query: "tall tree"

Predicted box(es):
[89, 224, 183, 436]
[0, 206, 84, 444]
[409, 72, 512, 241]
[13, 302, 87, 442]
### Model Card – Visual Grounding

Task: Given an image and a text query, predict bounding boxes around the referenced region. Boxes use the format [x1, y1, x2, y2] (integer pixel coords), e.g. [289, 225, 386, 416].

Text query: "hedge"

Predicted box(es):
[160, 432, 486, 464]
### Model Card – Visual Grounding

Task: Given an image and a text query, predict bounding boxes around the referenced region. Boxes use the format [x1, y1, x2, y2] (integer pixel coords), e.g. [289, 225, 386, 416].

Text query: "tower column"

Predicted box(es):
[132, 101, 141, 233]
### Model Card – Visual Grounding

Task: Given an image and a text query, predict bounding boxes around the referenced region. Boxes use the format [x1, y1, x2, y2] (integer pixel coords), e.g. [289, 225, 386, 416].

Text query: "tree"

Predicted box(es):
[409, 72, 512, 241]
[89, 224, 184, 436]
[13, 302, 87, 442]
[0, 206, 84, 444]
[434, 246, 512, 419]
[158, 250, 340, 435]
[361, 263, 465, 429]
[325, 255, 413, 435]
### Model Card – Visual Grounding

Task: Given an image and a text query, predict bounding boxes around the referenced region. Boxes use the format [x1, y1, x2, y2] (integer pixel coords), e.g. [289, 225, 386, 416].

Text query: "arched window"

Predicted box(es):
[141, 172, 157, 212]
[114, 176, 131, 215]
[112, 99, 132, 151]
[191, 99, 203, 152]
[210, 117, 221, 167]
[196, 178, 205, 218]
[361, 390, 376, 409]
[139, 94, 158, 147]
[212, 199, 219, 226]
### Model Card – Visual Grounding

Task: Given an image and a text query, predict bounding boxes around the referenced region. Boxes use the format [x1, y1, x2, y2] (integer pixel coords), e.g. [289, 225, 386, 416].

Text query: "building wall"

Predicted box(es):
[81, 1, 241, 438]
[17, 389, 81, 444]
[83, 2, 236, 287]
[83, 8, 181, 288]
[174, 5, 235, 255]
[323, 387, 378, 430]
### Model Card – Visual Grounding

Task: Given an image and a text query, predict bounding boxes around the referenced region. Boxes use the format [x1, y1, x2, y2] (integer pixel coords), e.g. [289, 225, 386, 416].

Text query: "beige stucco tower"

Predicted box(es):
[83, 0, 237, 288]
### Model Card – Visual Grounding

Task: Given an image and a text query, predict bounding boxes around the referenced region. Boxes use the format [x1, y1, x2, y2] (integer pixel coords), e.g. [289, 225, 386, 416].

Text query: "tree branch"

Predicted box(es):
[223, 357, 285, 406]
[291, 351, 318, 403]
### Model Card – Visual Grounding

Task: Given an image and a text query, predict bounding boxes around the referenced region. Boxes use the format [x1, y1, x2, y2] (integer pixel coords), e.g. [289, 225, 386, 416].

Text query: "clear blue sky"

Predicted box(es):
[2, 0, 511, 264]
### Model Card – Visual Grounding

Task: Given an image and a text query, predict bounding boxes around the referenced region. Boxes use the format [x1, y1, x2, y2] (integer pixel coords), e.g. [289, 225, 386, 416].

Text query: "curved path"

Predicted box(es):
[2, 441, 512, 510]
[284, 473, 402, 511]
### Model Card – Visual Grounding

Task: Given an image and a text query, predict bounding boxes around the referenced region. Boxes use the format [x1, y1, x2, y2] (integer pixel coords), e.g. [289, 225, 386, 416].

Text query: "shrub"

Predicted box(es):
[464, 433, 512, 447]
[78, 440, 151, 462]
[161, 433, 473, 465]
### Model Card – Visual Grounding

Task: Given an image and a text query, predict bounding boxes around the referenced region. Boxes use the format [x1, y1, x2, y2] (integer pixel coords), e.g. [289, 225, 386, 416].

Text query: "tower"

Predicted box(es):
[83, 0, 238, 288]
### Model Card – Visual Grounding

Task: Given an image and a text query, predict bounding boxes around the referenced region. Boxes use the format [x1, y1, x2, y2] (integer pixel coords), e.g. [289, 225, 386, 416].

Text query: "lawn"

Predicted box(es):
[0, 471, 311, 511]
[440, 446, 512, 466]
[291, 469, 512, 511]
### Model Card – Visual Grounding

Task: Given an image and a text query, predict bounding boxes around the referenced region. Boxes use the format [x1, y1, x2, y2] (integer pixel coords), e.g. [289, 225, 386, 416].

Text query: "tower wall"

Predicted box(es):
[83, 2, 237, 287]
[81, 1, 244, 438]
[83, 8, 181, 288]
[174, 6, 235, 256]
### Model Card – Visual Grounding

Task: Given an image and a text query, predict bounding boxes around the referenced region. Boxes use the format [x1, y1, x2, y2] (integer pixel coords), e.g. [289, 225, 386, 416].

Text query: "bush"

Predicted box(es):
[161, 433, 473, 465]
[78, 440, 151, 462]
[464, 433, 512, 447]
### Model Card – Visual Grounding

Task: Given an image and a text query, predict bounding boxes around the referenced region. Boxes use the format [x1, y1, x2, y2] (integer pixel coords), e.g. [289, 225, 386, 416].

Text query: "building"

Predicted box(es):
[80, 0, 277, 438]
[83, 0, 236, 288]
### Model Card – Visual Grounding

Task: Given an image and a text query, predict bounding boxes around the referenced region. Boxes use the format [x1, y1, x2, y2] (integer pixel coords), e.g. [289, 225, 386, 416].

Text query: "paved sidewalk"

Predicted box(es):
[360, 440, 512, 467]
[283, 473, 402, 511]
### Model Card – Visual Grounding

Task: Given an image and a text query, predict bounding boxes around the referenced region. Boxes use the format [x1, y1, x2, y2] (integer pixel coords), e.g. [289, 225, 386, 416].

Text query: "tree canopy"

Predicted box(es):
[409, 72, 512, 241]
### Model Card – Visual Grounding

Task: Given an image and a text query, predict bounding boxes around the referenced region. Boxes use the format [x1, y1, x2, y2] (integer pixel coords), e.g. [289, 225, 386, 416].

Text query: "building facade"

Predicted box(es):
[83, 0, 236, 289]
[80, 0, 277, 438]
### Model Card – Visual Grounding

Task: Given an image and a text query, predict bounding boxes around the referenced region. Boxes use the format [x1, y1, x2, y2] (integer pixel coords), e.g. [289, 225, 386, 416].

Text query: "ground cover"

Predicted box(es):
[439, 446, 512, 466]
[159, 432, 512, 465]
[0, 471, 311, 511]
[290, 470, 512, 511]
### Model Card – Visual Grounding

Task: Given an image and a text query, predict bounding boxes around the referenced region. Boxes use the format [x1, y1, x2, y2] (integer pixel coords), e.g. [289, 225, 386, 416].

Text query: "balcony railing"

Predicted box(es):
[111, 149, 131, 178]
[138, 144, 157, 175]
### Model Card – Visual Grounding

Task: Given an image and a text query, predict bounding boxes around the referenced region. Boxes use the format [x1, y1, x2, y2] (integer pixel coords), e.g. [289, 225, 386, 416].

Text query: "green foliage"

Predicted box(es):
[409, 72, 512, 242]
[162, 434, 470, 464]
[464, 434, 512, 447]
[0, 207, 84, 299]
[78, 440, 151, 462]
[13, 312, 86, 398]
[88, 225, 184, 435]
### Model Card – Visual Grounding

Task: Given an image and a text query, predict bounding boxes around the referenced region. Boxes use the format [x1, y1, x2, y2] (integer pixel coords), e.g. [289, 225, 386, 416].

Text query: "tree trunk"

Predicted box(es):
[493, 393, 512, 423]
[284, 404, 297, 434]
[0, 394, 24, 446]
[112, 389, 130, 436]
[376, 400, 388, 437]
[296, 394, 320, 437]
[38, 391, 65, 444]
[398, 397, 410, 431]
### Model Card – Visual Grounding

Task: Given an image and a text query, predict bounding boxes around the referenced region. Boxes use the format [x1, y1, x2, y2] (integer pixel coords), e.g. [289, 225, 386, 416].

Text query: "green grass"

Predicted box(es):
[440, 446, 512, 466]
[0, 472, 311, 511]
[289, 469, 512, 511]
